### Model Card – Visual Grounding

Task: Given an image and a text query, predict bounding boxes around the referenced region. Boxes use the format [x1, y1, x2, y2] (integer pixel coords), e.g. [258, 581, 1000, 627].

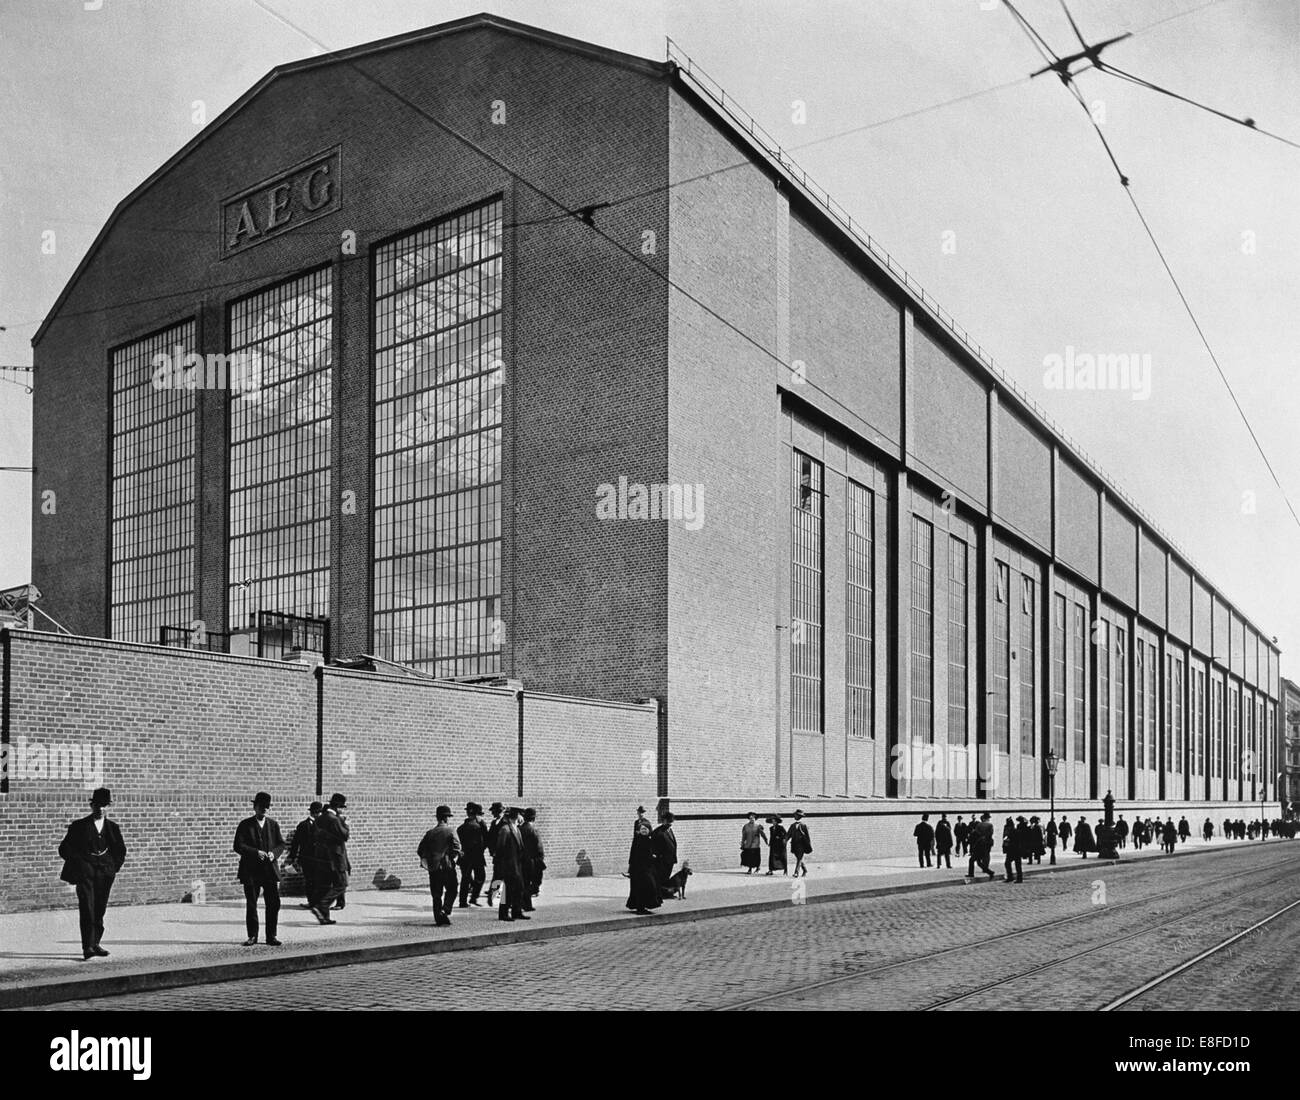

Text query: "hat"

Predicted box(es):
[1016, 816, 1027, 824]
[466, 801, 482, 815]
[661, 812, 674, 823]
[524, 807, 537, 822]
[436, 804, 452, 820]
[308, 800, 324, 814]
[773, 815, 783, 824]
[253, 791, 272, 809]
[90, 787, 112, 808]
[980, 812, 991, 820]
[793, 809, 804, 818]
[636, 805, 646, 814]
[328, 792, 347, 809]
[490, 802, 504, 814]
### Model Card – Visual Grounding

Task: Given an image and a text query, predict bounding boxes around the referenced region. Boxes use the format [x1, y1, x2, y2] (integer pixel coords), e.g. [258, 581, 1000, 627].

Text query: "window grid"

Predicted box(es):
[1229, 687, 1239, 781]
[1194, 667, 1205, 775]
[1211, 677, 1222, 779]
[1071, 603, 1086, 762]
[228, 268, 333, 629]
[1052, 594, 1067, 759]
[372, 200, 504, 676]
[1019, 574, 1035, 755]
[992, 563, 1010, 752]
[846, 482, 873, 740]
[1173, 656, 1184, 772]
[1146, 642, 1158, 769]
[110, 321, 197, 643]
[1099, 620, 1110, 765]
[1115, 628, 1126, 768]
[1136, 640, 1145, 770]
[947, 537, 968, 746]
[791, 452, 824, 736]
[1164, 653, 1173, 772]
[910, 517, 933, 744]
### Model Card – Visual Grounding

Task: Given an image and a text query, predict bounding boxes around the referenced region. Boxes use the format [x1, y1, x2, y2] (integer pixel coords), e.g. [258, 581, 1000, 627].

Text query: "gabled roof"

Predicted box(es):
[33, 13, 667, 346]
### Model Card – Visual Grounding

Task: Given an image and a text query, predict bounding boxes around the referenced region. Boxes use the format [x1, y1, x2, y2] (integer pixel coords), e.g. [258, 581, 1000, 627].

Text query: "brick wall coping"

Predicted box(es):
[318, 665, 516, 698]
[3, 628, 311, 674]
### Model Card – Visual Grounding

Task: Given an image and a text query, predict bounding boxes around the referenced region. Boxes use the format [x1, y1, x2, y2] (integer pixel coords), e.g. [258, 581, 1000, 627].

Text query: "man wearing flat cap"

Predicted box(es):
[457, 802, 489, 908]
[418, 804, 461, 926]
[58, 787, 127, 961]
[234, 792, 287, 945]
[288, 800, 323, 909]
[311, 792, 350, 924]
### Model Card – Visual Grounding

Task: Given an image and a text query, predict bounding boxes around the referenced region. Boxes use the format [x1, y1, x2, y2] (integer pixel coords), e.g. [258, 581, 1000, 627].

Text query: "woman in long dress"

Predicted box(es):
[740, 813, 767, 874]
[626, 821, 661, 914]
[766, 816, 788, 875]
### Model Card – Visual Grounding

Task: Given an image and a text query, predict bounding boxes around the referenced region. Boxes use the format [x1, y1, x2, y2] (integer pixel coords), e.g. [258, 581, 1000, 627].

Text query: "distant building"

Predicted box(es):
[1283, 678, 1300, 810]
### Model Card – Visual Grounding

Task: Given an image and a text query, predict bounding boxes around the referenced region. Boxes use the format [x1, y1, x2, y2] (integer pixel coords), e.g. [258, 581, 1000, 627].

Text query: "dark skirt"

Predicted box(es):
[769, 840, 787, 871]
[741, 847, 762, 869]
[626, 865, 661, 911]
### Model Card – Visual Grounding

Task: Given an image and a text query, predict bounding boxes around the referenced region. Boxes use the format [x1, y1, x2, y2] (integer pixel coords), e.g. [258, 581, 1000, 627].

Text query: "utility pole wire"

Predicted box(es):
[1001, 1, 1300, 534]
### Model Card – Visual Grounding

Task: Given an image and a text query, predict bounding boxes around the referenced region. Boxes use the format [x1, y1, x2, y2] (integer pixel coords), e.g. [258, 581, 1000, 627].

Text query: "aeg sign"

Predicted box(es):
[221, 148, 340, 257]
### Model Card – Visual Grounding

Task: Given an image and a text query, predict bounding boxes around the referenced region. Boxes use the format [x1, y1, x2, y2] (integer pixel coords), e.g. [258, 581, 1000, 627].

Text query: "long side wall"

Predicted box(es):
[665, 83, 1283, 810]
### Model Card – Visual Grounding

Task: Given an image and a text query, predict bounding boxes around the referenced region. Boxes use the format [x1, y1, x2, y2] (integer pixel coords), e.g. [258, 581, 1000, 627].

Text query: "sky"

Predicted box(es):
[0, 0, 1297, 668]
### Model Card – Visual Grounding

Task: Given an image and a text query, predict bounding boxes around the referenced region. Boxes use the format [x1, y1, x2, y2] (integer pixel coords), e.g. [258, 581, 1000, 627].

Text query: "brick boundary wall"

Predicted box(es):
[0, 629, 1284, 911]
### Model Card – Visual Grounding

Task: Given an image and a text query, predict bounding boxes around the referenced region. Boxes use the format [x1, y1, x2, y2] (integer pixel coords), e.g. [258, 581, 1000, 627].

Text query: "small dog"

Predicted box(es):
[662, 861, 692, 899]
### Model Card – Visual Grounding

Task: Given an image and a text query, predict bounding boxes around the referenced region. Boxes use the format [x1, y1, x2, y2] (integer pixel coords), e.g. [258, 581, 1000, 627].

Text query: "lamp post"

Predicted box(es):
[1045, 748, 1059, 865]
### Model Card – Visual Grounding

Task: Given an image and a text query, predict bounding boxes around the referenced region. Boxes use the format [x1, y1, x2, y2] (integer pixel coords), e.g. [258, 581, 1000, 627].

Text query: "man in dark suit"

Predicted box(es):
[486, 801, 506, 908]
[520, 807, 546, 910]
[913, 813, 935, 867]
[788, 809, 813, 877]
[287, 800, 322, 909]
[58, 787, 127, 960]
[311, 792, 350, 924]
[650, 812, 676, 895]
[233, 791, 287, 946]
[966, 811, 995, 880]
[417, 804, 461, 926]
[457, 802, 489, 908]
[954, 815, 969, 857]
[493, 807, 529, 922]
[1005, 816, 1029, 883]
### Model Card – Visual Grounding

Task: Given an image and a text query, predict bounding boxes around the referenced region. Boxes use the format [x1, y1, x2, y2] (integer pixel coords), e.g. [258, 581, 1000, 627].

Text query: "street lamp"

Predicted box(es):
[1045, 747, 1060, 865]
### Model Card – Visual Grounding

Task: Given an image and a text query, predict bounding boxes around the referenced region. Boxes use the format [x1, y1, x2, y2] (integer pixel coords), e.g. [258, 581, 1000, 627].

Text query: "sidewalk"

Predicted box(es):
[0, 834, 1283, 1007]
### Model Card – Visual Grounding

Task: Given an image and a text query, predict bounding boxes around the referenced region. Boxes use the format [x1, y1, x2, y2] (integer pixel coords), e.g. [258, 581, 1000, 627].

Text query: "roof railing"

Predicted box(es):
[664, 36, 1242, 603]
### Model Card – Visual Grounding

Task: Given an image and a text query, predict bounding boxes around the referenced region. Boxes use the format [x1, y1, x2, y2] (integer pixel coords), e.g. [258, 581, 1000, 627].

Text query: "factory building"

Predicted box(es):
[10, 15, 1281, 910]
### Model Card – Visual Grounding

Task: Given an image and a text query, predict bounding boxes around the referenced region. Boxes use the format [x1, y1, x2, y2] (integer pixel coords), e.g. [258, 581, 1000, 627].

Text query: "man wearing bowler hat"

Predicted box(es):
[311, 792, 350, 924]
[418, 804, 461, 926]
[288, 800, 323, 909]
[233, 792, 286, 945]
[457, 802, 489, 907]
[486, 801, 506, 907]
[788, 809, 812, 877]
[58, 787, 127, 960]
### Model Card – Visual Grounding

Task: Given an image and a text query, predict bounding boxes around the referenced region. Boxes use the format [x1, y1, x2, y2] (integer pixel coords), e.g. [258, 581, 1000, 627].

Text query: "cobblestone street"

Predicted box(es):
[38, 842, 1300, 1012]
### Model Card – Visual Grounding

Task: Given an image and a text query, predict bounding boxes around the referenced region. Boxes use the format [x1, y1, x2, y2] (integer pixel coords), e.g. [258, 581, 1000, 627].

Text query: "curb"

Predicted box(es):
[1, 839, 1283, 1008]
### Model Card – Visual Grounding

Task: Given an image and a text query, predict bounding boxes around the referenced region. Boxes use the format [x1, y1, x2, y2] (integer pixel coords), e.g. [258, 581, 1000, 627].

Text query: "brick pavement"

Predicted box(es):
[28, 840, 1300, 1011]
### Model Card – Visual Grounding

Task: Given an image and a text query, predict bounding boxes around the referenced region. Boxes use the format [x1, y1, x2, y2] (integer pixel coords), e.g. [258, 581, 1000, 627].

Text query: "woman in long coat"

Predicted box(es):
[740, 813, 767, 874]
[626, 822, 661, 914]
[1074, 816, 1094, 858]
[766, 816, 788, 875]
